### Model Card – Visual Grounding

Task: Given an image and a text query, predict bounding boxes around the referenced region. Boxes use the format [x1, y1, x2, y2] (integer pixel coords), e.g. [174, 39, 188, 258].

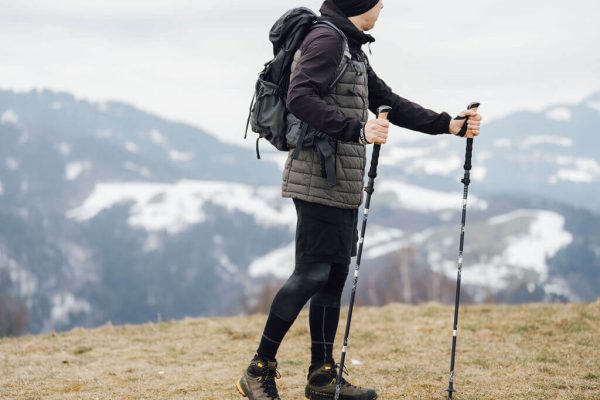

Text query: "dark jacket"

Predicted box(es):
[286, 0, 452, 142]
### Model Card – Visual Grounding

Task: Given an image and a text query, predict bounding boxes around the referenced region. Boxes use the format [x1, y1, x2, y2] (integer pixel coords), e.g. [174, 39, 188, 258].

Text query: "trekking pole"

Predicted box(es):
[335, 105, 392, 400]
[446, 101, 480, 399]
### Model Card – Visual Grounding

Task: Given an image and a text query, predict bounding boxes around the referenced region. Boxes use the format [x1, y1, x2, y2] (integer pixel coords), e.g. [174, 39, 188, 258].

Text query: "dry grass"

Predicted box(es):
[1, 301, 599, 399]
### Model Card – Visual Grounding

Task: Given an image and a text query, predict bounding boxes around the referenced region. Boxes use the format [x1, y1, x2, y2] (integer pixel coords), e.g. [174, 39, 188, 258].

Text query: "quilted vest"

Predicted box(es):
[282, 45, 369, 210]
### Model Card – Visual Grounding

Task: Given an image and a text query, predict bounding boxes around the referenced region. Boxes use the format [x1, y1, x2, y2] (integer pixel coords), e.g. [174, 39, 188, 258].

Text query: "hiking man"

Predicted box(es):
[237, 0, 482, 399]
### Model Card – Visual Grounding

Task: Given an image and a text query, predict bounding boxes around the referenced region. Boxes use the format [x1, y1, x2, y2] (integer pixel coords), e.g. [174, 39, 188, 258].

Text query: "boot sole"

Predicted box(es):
[305, 390, 378, 400]
[305, 396, 378, 400]
[236, 377, 249, 398]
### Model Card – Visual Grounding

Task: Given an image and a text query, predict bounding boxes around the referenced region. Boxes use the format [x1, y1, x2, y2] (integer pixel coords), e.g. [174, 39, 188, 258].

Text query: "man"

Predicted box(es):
[236, 0, 482, 399]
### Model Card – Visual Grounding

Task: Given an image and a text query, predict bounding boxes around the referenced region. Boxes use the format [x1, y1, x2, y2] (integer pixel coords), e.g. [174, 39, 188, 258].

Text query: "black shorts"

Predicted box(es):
[293, 198, 359, 265]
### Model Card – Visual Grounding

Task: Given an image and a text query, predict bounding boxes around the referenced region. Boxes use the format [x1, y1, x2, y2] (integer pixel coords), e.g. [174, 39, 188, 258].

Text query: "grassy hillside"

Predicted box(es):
[1, 302, 599, 399]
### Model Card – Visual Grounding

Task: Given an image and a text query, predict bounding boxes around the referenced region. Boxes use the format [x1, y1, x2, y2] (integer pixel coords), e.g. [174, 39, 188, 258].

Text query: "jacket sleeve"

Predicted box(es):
[286, 28, 363, 143]
[366, 59, 452, 135]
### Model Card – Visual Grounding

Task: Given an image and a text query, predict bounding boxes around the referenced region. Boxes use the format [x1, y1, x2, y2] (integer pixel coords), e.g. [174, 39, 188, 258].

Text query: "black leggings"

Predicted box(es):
[271, 262, 349, 321]
[256, 262, 349, 364]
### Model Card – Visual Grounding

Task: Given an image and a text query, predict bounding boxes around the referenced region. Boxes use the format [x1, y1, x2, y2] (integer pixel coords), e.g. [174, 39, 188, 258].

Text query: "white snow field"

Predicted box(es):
[378, 180, 488, 212]
[67, 180, 296, 235]
[433, 209, 573, 297]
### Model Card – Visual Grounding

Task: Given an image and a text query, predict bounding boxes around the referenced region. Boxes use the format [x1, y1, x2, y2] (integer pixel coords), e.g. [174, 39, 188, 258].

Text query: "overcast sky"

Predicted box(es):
[1, 0, 599, 146]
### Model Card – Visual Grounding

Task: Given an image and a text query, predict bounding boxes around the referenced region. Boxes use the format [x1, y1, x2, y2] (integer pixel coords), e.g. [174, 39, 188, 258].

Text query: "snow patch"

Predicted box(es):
[96, 129, 112, 138]
[125, 141, 139, 153]
[148, 129, 194, 163]
[58, 241, 98, 285]
[544, 278, 577, 301]
[18, 131, 29, 145]
[217, 254, 239, 279]
[476, 151, 493, 163]
[51, 101, 62, 110]
[365, 228, 433, 261]
[123, 162, 152, 178]
[545, 107, 571, 121]
[50, 292, 92, 326]
[0, 180, 3, 196]
[149, 129, 167, 146]
[67, 180, 296, 235]
[0, 252, 38, 296]
[261, 153, 288, 171]
[493, 138, 512, 148]
[1, 109, 19, 125]
[462, 210, 573, 289]
[16, 208, 29, 219]
[65, 161, 91, 181]
[96, 102, 109, 113]
[248, 242, 295, 279]
[57, 142, 72, 156]
[169, 150, 193, 162]
[428, 210, 573, 298]
[143, 234, 161, 253]
[521, 135, 573, 149]
[471, 166, 487, 181]
[587, 101, 600, 113]
[20, 180, 28, 194]
[380, 180, 488, 212]
[380, 147, 430, 166]
[363, 226, 405, 260]
[407, 155, 462, 176]
[5, 157, 19, 170]
[548, 157, 600, 184]
[551, 169, 594, 184]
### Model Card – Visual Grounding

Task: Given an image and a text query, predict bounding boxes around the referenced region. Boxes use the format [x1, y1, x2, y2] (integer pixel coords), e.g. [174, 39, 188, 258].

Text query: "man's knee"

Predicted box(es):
[270, 263, 332, 318]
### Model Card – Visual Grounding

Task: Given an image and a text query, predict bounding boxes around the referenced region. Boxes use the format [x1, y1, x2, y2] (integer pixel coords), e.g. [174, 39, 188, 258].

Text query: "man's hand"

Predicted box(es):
[449, 109, 482, 138]
[364, 118, 389, 144]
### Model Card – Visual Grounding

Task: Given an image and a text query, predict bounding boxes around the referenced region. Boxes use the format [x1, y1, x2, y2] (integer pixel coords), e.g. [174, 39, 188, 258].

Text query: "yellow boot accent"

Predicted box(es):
[236, 378, 247, 397]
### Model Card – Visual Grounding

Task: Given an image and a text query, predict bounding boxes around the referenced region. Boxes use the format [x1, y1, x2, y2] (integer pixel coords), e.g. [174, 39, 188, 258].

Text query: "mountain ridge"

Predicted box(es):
[0, 87, 599, 335]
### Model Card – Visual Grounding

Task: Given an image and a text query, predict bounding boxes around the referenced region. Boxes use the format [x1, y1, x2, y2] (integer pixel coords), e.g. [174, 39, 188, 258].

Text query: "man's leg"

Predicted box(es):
[304, 262, 378, 400]
[308, 262, 349, 369]
[256, 262, 333, 361]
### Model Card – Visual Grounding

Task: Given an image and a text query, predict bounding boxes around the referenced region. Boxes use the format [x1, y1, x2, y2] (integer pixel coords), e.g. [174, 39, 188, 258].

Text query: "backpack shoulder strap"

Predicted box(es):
[312, 20, 351, 60]
[310, 20, 351, 90]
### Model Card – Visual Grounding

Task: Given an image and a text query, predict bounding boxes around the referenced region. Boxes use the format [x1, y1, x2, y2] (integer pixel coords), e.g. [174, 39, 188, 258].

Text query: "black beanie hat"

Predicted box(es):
[332, 0, 380, 17]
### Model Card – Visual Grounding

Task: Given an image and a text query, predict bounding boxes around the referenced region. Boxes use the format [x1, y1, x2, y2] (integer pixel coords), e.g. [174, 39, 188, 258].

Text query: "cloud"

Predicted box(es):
[0, 0, 598, 147]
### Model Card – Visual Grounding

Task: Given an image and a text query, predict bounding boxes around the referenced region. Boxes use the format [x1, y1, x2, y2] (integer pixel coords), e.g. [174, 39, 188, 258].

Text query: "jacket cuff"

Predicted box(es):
[437, 112, 453, 134]
[343, 120, 363, 143]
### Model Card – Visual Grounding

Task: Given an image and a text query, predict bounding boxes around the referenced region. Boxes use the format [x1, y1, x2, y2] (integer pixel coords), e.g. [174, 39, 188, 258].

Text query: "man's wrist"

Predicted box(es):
[358, 123, 370, 145]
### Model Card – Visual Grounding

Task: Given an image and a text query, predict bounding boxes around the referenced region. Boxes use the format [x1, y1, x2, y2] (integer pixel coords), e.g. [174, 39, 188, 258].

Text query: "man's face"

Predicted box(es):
[363, 0, 384, 30]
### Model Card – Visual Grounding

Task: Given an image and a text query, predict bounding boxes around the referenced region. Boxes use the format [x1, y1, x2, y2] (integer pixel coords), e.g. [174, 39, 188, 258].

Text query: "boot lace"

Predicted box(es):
[259, 368, 281, 399]
[332, 363, 359, 389]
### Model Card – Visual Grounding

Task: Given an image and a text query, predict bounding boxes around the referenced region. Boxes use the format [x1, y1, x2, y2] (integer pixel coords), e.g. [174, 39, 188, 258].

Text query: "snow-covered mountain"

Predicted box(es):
[376, 92, 600, 214]
[0, 88, 599, 334]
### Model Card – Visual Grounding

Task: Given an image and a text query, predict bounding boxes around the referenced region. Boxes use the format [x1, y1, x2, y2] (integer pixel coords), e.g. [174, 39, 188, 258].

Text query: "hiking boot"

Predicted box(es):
[304, 362, 377, 400]
[236, 354, 282, 400]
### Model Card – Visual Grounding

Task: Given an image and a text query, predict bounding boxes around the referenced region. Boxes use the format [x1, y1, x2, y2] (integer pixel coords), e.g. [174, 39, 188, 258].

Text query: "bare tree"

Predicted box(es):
[0, 291, 28, 337]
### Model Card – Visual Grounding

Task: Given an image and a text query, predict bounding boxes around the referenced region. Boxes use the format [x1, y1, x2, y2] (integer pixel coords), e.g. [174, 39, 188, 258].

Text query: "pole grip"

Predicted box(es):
[367, 105, 391, 180]
[368, 144, 381, 179]
[462, 102, 479, 170]
[464, 138, 473, 171]
[465, 102, 480, 139]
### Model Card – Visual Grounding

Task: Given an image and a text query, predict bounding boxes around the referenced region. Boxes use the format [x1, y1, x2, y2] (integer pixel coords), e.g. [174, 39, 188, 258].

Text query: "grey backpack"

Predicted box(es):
[244, 8, 349, 159]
